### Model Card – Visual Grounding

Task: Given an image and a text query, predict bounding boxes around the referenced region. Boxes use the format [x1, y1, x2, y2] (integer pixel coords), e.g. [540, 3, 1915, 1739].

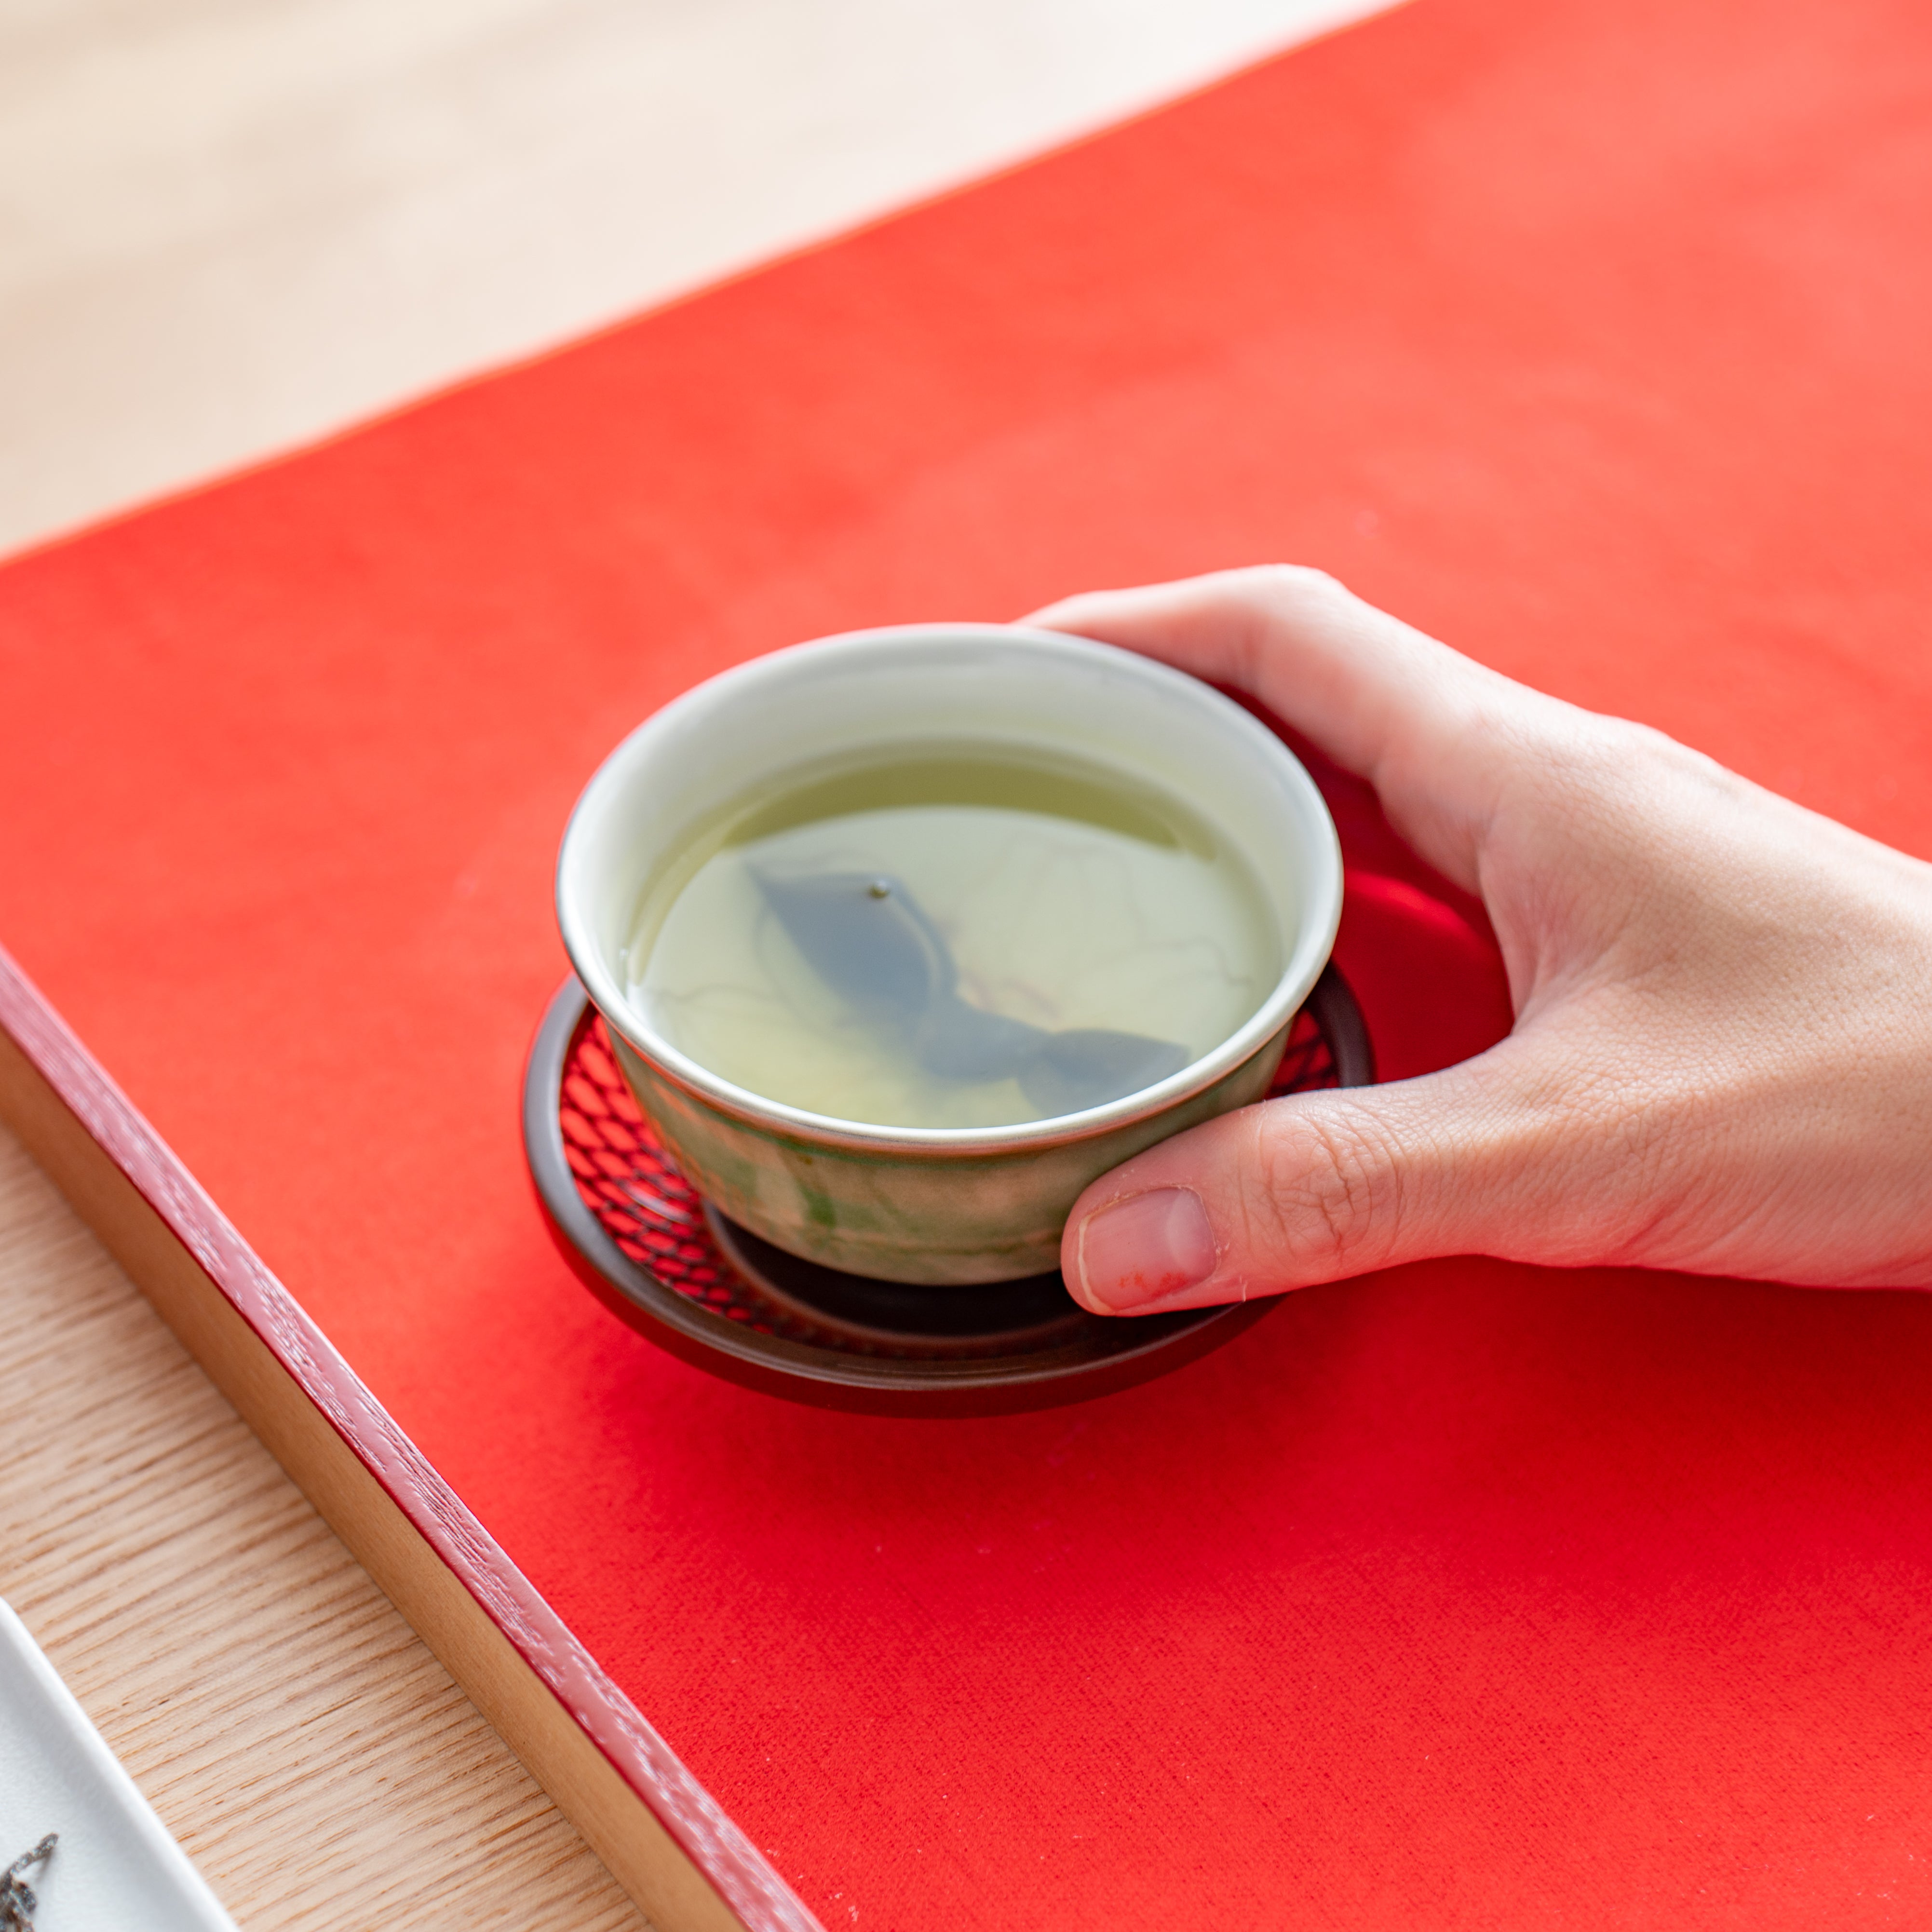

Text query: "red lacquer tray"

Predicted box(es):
[5, 0, 1932, 1924]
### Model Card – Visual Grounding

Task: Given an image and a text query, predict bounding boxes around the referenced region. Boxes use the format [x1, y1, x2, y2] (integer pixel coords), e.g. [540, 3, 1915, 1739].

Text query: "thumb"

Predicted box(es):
[1060, 1052, 1551, 1314]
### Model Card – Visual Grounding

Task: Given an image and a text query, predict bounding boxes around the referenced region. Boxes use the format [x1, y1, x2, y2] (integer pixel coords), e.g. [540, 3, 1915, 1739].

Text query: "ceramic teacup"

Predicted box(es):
[555, 624, 1342, 1285]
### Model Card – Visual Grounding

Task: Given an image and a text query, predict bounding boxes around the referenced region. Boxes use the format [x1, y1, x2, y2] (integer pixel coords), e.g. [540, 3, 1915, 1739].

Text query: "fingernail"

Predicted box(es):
[1075, 1187, 1217, 1312]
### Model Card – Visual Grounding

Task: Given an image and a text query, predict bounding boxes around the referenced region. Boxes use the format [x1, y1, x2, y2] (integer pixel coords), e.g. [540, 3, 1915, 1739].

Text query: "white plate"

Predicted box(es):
[0, 1600, 238, 1931]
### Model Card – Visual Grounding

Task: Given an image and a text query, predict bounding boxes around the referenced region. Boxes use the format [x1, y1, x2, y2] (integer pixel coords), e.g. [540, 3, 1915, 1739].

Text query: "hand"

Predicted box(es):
[1026, 568, 1932, 1313]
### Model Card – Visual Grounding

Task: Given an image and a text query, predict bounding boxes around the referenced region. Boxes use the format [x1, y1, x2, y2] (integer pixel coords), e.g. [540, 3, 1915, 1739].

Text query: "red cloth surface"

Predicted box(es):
[6, 0, 1932, 1922]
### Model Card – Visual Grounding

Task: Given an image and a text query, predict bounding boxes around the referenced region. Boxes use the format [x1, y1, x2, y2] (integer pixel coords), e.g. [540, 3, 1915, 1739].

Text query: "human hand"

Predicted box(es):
[1026, 568, 1932, 1313]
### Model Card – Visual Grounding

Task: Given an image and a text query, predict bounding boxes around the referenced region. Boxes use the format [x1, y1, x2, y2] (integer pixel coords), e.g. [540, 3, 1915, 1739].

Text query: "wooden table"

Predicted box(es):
[0, 1, 1366, 1920]
[0, 1123, 646, 1925]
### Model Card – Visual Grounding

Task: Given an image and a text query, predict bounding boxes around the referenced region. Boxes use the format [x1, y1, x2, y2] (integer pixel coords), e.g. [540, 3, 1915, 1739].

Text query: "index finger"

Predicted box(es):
[1022, 566, 1539, 887]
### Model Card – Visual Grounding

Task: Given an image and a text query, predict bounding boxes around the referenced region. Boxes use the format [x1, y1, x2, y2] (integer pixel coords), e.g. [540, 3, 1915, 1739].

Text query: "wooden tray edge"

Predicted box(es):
[0, 944, 822, 1932]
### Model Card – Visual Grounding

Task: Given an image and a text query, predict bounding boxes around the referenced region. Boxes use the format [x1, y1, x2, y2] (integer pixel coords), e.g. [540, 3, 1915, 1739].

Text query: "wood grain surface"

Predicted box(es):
[0, 1121, 650, 1930]
[0, 0, 1371, 559]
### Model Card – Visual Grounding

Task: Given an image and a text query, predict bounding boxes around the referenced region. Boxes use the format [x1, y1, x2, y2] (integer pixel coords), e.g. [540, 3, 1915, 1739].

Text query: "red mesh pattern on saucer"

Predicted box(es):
[1265, 1004, 1336, 1098]
[558, 1006, 1338, 1338]
[558, 1018, 740, 1303]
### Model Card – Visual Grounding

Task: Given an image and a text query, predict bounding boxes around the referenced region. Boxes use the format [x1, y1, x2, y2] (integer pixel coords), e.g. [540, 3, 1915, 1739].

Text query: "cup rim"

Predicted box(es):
[556, 623, 1343, 1154]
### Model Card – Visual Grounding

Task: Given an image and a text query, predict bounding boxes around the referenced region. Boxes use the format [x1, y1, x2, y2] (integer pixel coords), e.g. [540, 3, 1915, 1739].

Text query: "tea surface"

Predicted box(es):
[625, 749, 1278, 1128]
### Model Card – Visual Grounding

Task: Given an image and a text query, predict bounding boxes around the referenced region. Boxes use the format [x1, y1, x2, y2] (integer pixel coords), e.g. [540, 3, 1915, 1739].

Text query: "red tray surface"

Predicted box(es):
[5, 0, 1932, 1923]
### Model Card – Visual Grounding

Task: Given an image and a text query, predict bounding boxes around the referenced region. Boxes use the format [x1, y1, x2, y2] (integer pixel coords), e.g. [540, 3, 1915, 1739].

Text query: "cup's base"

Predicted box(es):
[524, 970, 1372, 1416]
[703, 1206, 1087, 1358]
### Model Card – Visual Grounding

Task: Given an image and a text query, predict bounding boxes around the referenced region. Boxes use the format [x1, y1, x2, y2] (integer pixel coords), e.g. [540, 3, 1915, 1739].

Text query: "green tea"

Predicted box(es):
[623, 747, 1279, 1128]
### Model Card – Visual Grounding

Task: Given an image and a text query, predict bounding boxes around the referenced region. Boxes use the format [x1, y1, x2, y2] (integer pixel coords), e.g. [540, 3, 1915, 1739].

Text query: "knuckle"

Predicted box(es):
[1247, 1103, 1401, 1276]
[1257, 562, 1345, 605]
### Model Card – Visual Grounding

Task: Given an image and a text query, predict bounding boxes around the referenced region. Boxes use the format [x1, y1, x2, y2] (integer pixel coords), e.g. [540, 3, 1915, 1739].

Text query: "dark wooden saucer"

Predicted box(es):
[523, 968, 1372, 1416]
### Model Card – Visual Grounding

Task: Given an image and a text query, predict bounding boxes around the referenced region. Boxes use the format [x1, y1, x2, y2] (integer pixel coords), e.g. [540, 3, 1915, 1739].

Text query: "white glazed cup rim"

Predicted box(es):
[556, 623, 1343, 1154]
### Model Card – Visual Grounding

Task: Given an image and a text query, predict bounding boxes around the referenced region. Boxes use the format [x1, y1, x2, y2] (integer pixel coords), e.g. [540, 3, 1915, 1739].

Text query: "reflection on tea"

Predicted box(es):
[625, 748, 1278, 1128]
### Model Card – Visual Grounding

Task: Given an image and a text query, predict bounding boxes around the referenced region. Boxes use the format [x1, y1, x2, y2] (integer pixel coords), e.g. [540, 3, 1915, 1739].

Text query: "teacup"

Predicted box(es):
[555, 624, 1341, 1284]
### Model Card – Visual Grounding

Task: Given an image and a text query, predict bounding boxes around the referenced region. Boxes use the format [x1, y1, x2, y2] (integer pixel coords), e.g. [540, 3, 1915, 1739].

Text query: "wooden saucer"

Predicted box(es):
[523, 968, 1372, 1417]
